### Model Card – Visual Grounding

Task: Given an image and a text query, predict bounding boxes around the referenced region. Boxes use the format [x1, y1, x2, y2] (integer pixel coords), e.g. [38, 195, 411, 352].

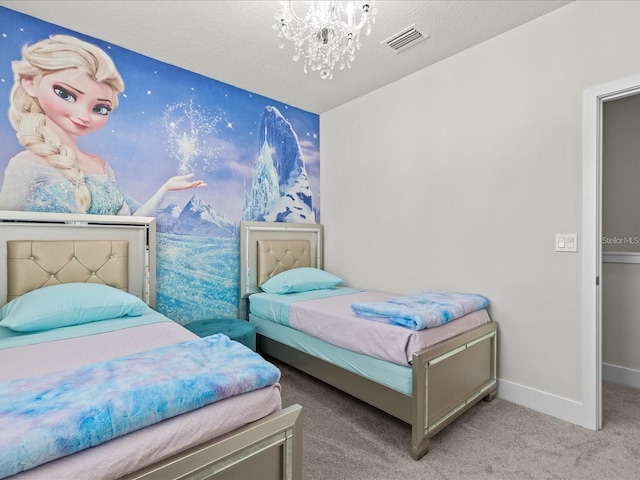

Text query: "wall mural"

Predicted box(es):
[0, 7, 320, 323]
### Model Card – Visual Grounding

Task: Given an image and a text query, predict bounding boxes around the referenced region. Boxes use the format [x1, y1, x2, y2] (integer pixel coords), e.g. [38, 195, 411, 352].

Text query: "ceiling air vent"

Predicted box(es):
[381, 24, 429, 53]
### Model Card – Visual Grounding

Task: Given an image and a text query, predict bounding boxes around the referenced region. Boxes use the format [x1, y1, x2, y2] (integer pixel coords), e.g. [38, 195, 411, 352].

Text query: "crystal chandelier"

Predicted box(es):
[274, 1, 377, 80]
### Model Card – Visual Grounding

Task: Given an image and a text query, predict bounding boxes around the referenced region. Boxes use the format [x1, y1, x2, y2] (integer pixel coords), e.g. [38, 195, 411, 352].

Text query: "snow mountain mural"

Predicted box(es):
[0, 7, 320, 325]
[156, 194, 236, 238]
[155, 105, 317, 237]
[243, 106, 316, 223]
[153, 104, 318, 323]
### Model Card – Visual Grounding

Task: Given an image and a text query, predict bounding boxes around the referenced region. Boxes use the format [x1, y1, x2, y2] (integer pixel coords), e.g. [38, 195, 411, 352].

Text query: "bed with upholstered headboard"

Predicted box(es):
[240, 220, 497, 460]
[0, 211, 301, 480]
[0, 210, 155, 307]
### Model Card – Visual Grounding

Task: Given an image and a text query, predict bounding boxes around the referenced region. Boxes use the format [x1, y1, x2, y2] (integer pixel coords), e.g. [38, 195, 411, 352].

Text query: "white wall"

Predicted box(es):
[320, 0, 640, 426]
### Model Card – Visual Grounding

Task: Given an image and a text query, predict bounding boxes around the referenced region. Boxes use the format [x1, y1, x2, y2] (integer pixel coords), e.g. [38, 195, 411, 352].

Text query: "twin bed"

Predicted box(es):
[0, 211, 497, 479]
[240, 221, 498, 460]
[0, 211, 301, 480]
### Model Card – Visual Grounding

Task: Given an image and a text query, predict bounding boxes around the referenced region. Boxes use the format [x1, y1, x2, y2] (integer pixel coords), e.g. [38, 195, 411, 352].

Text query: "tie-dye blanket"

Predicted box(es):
[0, 334, 280, 479]
[351, 290, 489, 330]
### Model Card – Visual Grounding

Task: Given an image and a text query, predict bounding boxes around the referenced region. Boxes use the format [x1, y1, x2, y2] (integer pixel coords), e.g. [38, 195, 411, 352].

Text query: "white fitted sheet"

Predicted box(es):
[1, 320, 281, 480]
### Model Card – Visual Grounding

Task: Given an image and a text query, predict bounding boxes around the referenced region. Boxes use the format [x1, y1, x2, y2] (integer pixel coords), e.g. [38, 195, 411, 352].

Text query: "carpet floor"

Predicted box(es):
[274, 358, 640, 480]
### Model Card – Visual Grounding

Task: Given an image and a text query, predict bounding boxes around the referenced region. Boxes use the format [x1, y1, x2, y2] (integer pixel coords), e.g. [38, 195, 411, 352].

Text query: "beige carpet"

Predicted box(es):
[275, 359, 640, 480]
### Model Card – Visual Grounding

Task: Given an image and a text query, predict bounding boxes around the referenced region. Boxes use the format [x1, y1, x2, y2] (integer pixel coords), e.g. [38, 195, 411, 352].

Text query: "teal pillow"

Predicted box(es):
[0, 283, 148, 332]
[261, 267, 343, 294]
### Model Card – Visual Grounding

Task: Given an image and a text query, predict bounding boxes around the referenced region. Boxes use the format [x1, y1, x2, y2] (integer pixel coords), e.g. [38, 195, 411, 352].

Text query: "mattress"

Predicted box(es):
[0, 306, 171, 350]
[0, 317, 282, 480]
[250, 314, 413, 394]
[249, 288, 492, 366]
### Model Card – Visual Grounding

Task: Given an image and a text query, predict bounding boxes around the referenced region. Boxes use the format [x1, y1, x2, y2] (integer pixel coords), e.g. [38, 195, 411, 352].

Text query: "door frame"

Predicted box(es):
[582, 73, 640, 430]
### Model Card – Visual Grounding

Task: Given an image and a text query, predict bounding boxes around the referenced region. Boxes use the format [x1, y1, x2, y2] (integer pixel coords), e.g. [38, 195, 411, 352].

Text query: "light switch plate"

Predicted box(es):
[556, 233, 578, 252]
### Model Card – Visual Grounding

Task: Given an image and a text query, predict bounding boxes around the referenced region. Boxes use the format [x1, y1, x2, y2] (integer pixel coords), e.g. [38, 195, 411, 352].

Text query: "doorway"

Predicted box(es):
[601, 94, 640, 391]
[582, 73, 640, 431]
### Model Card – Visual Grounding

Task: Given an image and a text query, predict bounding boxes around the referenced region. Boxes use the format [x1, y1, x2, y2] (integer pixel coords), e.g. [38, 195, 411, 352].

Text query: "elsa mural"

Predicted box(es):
[0, 35, 205, 215]
[0, 7, 319, 323]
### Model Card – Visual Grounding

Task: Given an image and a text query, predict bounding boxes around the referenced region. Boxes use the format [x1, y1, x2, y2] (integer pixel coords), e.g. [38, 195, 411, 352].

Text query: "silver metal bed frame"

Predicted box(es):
[0, 211, 302, 480]
[240, 220, 497, 460]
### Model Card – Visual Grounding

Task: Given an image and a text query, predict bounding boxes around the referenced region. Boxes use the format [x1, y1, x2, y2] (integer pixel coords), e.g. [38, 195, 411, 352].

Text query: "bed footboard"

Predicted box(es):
[411, 321, 497, 459]
[120, 404, 303, 480]
[257, 321, 497, 461]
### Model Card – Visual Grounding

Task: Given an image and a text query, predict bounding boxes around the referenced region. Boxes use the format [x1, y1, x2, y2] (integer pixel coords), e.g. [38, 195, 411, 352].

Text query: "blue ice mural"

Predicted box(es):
[243, 106, 316, 223]
[0, 7, 320, 323]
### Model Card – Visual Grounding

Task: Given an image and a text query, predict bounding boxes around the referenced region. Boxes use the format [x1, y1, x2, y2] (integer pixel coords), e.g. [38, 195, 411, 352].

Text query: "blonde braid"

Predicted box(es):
[16, 112, 90, 210]
[8, 35, 124, 212]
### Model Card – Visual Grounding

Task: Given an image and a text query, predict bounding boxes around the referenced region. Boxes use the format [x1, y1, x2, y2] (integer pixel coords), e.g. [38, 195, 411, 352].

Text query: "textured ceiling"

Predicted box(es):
[0, 1, 572, 114]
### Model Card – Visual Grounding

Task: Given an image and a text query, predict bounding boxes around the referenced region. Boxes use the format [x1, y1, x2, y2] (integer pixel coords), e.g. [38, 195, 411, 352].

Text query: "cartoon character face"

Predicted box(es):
[21, 67, 114, 137]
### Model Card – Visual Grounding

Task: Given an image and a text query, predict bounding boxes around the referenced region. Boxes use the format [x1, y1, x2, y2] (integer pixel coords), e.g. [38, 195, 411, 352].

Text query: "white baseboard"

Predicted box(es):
[497, 378, 593, 429]
[497, 367, 640, 429]
[602, 363, 640, 389]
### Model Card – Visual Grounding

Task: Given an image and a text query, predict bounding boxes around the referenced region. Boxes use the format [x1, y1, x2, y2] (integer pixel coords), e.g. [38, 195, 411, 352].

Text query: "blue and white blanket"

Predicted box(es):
[351, 290, 489, 330]
[0, 334, 280, 479]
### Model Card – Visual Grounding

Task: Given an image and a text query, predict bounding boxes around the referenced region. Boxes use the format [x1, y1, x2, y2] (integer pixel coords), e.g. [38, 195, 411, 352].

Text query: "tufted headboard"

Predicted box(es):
[239, 221, 323, 318]
[0, 211, 156, 308]
[256, 239, 311, 287]
[6, 240, 129, 303]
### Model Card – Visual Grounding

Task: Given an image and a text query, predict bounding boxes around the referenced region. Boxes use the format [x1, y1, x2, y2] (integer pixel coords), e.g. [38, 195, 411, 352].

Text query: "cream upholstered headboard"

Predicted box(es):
[6, 240, 129, 302]
[239, 221, 323, 319]
[0, 211, 156, 308]
[256, 239, 311, 287]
